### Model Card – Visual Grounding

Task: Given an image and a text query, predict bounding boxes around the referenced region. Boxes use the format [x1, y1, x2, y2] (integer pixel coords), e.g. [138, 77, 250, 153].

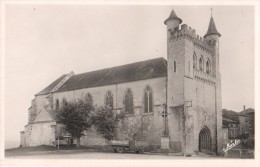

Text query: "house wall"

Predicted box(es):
[239, 116, 249, 134]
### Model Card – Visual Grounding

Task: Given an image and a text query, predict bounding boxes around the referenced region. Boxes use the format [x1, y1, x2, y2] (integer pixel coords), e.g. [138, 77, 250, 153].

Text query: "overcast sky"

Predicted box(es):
[3, 5, 255, 148]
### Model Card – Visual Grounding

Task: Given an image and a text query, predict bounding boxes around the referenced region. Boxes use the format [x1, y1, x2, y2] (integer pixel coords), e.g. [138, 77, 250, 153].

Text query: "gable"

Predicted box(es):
[36, 74, 68, 95]
[33, 109, 54, 123]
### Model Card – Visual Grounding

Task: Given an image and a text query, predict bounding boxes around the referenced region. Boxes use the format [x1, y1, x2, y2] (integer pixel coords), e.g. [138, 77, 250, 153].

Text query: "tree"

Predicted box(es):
[91, 106, 123, 140]
[58, 99, 93, 147]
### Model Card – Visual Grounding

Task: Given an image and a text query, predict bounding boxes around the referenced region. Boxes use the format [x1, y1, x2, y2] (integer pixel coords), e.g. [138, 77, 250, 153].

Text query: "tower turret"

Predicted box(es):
[164, 9, 182, 32]
[204, 15, 221, 76]
[204, 16, 221, 39]
[204, 14, 223, 155]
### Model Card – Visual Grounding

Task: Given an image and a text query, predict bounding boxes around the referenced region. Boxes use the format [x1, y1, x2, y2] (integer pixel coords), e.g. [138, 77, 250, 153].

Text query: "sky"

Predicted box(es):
[3, 5, 255, 148]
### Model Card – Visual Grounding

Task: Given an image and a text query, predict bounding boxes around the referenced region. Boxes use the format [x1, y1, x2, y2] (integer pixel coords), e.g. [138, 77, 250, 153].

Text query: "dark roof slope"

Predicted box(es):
[46, 109, 61, 122]
[204, 16, 221, 38]
[57, 57, 167, 92]
[223, 117, 239, 123]
[240, 108, 255, 115]
[164, 10, 182, 25]
[36, 74, 67, 96]
[222, 109, 240, 122]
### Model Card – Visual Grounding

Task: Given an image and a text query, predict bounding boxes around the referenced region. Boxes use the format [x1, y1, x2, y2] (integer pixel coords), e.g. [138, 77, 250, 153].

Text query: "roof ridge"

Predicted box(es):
[74, 57, 167, 76]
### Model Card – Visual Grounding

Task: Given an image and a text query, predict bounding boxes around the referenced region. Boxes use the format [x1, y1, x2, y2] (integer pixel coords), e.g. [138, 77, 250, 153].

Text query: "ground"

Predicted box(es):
[3, 146, 219, 159]
[5, 145, 253, 159]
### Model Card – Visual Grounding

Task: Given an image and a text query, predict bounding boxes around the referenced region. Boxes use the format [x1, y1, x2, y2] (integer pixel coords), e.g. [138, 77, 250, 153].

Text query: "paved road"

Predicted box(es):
[6, 150, 220, 159]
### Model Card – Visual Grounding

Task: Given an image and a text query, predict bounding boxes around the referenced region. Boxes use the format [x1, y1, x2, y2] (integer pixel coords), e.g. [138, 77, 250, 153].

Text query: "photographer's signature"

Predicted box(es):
[223, 139, 241, 152]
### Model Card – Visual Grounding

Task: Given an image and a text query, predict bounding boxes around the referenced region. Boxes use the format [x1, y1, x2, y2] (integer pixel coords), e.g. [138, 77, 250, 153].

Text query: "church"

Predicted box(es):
[20, 9, 226, 155]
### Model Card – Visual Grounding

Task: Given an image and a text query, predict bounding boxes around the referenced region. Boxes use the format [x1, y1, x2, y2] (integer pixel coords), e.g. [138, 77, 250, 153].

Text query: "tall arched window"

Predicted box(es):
[56, 99, 59, 110]
[199, 56, 204, 72]
[193, 52, 197, 69]
[105, 91, 113, 109]
[144, 86, 153, 113]
[125, 89, 133, 114]
[206, 59, 211, 74]
[85, 93, 93, 106]
[62, 98, 68, 107]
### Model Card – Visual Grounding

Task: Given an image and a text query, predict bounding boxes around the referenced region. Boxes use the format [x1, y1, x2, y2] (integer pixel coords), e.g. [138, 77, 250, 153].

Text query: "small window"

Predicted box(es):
[193, 52, 197, 69]
[56, 99, 59, 110]
[199, 56, 204, 72]
[85, 93, 93, 106]
[105, 91, 113, 109]
[206, 59, 211, 74]
[62, 98, 68, 107]
[230, 129, 234, 138]
[174, 61, 176, 72]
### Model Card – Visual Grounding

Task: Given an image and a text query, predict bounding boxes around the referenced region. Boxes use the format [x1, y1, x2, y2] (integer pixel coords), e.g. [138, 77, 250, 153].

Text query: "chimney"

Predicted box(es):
[243, 105, 246, 111]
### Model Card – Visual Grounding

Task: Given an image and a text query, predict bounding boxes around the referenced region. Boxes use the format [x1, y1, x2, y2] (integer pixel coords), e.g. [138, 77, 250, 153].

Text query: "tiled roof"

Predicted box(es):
[204, 16, 221, 38]
[240, 108, 255, 115]
[36, 74, 67, 95]
[222, 117, 239, 123]
[56, 57, 167, 92]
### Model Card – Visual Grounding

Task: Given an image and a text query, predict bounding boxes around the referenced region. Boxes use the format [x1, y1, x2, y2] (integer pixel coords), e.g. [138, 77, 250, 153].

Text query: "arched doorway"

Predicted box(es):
[199, 127, 211, 152]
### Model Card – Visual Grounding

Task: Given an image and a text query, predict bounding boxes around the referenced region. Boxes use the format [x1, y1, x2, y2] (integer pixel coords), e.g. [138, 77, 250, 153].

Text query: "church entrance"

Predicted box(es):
[199, 127, 211, 152]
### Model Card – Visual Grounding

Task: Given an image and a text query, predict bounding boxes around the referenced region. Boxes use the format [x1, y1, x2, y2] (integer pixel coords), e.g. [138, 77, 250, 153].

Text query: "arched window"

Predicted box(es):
[193, 52, 197, 69]
[144, 86, 153, 113]
[125, 89, 133, 114]
[105, 91, 113, 109]
[85, 93, 93, 106]
[62, 98, 68, 107]
[199, 56, 204, 72]
[56, 99, 59, 110]
[206, 59, 211, 74]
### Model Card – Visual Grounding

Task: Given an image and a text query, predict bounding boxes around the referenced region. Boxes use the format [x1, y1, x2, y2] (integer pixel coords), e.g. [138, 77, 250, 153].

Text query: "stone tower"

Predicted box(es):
[165, 9, 223, 155]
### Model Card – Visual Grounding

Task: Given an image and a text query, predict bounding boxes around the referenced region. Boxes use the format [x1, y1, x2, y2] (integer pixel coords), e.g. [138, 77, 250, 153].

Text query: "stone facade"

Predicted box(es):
[21, 9, 224, 155]
[165, 12, 224, 155]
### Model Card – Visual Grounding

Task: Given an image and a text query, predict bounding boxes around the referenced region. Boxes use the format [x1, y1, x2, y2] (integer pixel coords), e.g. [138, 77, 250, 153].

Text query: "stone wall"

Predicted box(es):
[166, 24, 221, 154]
[51, 77, 166, 111]
[25, 122, 56, 146]
[32, 77, 167, 149]
[184, 36, 218, 154]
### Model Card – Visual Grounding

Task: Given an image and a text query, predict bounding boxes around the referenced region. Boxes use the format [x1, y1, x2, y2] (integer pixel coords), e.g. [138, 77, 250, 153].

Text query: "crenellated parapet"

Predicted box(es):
[168, 24, 215, 54]
[194, 69, 215, 85]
